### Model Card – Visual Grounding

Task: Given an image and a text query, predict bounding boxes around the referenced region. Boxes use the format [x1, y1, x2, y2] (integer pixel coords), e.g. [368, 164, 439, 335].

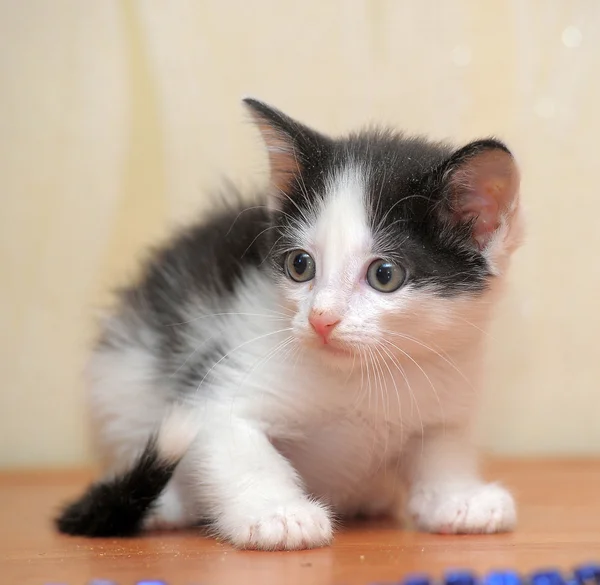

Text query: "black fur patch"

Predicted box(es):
[242, 101, 509, 295]
[99, 203, 275, 390]
[55, 435, 178, 537]
[126, 204, 272, 336]
[344, 130, 493, 295]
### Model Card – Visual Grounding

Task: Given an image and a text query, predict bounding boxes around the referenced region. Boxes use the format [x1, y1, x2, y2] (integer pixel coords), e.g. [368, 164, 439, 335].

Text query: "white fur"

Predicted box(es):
[144, 483, 189, 531]
[156, 406, 200, 463]
[408, 482, 516, 534]
[89, 164, 519, 550]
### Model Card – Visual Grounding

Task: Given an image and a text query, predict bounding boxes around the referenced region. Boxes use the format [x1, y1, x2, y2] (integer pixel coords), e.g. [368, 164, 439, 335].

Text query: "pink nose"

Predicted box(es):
[309, 311, 340, 342]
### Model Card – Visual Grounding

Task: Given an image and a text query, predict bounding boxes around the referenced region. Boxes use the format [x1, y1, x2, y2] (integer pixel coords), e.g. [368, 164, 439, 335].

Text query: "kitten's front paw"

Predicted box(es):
[408, 483, 516, 534]
[218, 499, 333, 550]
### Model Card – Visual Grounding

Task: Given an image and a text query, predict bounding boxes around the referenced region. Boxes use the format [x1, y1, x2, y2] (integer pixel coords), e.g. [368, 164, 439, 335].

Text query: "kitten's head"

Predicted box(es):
[245, 99, 522, 363]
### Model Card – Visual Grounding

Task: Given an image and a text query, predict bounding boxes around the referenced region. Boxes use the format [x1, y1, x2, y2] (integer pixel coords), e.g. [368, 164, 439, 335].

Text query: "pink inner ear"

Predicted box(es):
[261, 128, 301, 194]
[247, 113, 302, 205]
[451, 151, 519, 250]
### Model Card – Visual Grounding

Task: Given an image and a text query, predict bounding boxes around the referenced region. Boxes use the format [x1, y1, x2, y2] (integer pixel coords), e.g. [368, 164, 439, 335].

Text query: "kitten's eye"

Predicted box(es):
[367, 259, 406, 293]
[285, 250, 316, 283]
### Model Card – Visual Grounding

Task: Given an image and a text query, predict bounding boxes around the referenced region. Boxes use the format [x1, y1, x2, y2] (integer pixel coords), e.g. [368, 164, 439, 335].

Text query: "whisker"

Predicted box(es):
[452, 313, 496, 341]
[382, 337, 445, 436]
[259, 234, 285, 266]
[241, 224, 286, 258]
[377, 341, 423, 448]
[371, 165, 387, 230]
[366, 346, 377, 417]
[378, 341, 425, 459]
[192, 327, 294, 396]
[275, 185, 311, 227]
[344, 344, 358, 386]
[292, 149, 311, 204]
[169, 333, 217, 378]
[374, 342, 403, 442]
[225, 204, 269, 237]
[168, 311, 289, 327]
[365, 346, 382, 462]
[382, 329, 474, 391]
[364, 346, 374, 418]
[235, 335, 297, 395]
[375, 193, 433, 234]
[372, 345, 391, 467]
[354, 346, 367, 413]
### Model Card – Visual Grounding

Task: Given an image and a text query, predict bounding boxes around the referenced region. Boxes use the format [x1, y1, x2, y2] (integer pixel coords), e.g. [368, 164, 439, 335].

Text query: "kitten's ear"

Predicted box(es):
[243, 98, 326, 203]
[441, 139, 520, 250]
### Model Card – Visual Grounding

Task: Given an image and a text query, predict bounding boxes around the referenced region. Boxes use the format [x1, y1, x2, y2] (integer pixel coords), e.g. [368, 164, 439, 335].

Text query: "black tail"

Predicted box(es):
[56, 408, 198, 537]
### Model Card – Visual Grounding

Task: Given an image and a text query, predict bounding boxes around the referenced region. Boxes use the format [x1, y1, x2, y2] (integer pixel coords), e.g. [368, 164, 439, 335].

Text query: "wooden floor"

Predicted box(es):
[1, 460, 600, 585]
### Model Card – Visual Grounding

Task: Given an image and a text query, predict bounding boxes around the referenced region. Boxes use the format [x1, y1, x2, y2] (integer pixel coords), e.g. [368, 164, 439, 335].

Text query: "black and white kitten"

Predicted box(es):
[57, 99, 523, 550]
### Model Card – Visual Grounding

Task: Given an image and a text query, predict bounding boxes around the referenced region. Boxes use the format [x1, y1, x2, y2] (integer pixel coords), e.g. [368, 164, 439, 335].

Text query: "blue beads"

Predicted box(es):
[445, 570, 478, 585]
[484, 570, 522, 585]
[403, 574, 432, 585]
[531, 570, 566, 585]
[75, 564, 600, 585]
[575, 565, 600, 585]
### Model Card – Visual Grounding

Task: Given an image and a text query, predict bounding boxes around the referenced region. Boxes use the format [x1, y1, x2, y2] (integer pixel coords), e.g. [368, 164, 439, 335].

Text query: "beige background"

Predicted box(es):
[2, 1, 600, 468]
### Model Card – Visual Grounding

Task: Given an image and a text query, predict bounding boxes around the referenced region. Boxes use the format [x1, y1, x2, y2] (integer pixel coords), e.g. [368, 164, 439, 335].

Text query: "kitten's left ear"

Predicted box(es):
[243, 98, 328, 204]
[441, 139, 520, 250]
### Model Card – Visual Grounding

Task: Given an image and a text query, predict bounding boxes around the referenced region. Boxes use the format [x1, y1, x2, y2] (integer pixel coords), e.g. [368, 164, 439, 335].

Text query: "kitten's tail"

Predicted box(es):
[55, 406, 199, 537]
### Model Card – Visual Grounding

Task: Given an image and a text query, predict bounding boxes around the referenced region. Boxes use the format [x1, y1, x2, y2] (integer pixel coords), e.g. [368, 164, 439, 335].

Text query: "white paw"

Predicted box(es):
[408, 483, 516, 534]
[218, 499, 333, 550]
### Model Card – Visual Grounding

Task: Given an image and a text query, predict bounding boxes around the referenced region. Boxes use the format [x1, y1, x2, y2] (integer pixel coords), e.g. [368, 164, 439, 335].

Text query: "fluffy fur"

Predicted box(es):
[56, 99, 523, 550]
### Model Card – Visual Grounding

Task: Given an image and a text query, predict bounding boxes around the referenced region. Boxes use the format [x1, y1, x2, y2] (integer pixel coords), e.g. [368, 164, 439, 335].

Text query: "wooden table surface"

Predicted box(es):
[1, 460, 599, 585]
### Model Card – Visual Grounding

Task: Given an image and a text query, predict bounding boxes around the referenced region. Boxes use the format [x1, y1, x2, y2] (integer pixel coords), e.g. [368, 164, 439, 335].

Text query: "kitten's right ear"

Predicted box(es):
[243, 98, 326, 203]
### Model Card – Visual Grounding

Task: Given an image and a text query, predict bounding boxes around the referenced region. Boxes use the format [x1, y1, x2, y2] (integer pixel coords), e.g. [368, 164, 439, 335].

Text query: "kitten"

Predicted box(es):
[56, 98, 523, 550]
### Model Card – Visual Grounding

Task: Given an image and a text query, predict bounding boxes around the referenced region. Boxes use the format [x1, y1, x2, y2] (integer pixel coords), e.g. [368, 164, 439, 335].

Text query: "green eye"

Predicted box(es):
[367, 259, 406, 293]
[285, 250, 316, 282]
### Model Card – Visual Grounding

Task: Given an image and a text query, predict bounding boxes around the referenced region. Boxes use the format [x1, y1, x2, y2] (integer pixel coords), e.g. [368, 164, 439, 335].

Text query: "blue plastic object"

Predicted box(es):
[531, 570, 566, 585]
[445, 570, 478, 585]
[403, 575, 432, 585]
[135, 581, 167, 585]
[575, 565, 600, 585]
[484, 570, 522, 585]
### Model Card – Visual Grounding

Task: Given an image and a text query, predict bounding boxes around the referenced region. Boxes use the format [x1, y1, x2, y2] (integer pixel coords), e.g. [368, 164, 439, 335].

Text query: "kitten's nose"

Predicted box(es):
[308, 311, 340, 342]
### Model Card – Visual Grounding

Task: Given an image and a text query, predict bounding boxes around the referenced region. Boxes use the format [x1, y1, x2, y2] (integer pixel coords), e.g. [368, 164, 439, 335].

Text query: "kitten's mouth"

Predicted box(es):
[314, 339, 354, 357]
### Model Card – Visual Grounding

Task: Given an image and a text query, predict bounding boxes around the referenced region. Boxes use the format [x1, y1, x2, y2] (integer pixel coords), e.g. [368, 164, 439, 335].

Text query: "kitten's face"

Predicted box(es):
[274, 165, 442, 360]
[245, 99, 522, 364]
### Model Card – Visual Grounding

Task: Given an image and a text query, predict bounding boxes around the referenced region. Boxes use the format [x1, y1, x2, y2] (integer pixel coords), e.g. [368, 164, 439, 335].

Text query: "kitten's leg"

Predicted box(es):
[405, 426, 516, 534]
[144, 482, 192, 531]
[190, 417, 332, 550]
[353, 468, 403, 520]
